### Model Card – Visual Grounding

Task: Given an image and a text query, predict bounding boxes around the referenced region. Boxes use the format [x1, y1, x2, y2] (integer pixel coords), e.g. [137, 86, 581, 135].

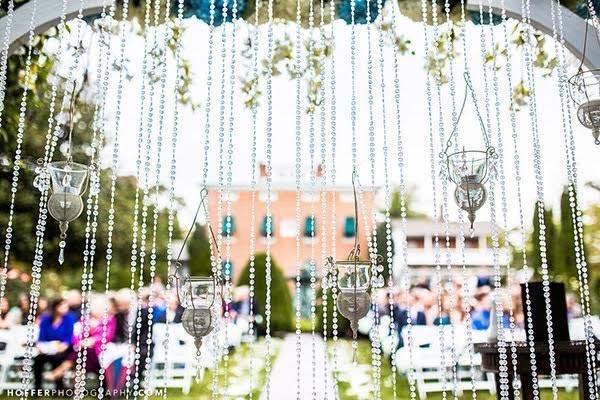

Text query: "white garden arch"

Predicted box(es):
[0, 0, 599, 68]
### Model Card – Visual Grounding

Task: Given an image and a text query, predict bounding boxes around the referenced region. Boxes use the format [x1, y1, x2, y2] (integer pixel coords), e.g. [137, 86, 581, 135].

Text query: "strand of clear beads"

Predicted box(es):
[317, 0, 329, 397]
[497, 1, 540, 397]
[73, 7, 113, 395]
[97, 1, 130, 396]
[375, 0, 396, 394]
[327, 0, 339, 392]
[307, 6, 318, 399]
[124, 1, 153, 395]
[247, 0, 260, 397]
[434, 0, 460, 394]
[364, 1, 382, 396]
[389, 1, 417, 397]
[131, 2, 163, 394]
[141, 2, 171, 394]
[420, 0, 447, 395]
[550, 0, 598, 393]
[484, 6, 521, 398]
[522, 0, 558, 395]
[477, 6, 510, 399]
[0, 0, 65, 312]
[161, 1, 184, 398]
[264, 0, 275, 394]
[223, 0, 239, 390]
[294, 0, 303, 395]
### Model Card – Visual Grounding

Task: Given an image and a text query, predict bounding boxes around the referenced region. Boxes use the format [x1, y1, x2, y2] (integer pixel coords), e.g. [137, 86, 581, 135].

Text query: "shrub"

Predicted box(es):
[238, 253, 293, 332]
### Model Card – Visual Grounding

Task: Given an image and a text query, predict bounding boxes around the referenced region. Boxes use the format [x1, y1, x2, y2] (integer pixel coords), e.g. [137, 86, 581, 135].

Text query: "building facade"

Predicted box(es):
[205, 163, 374, 284]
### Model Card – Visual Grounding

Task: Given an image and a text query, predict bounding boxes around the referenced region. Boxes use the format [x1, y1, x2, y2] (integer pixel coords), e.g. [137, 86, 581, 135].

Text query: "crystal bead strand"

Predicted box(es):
[327, 0, 339, 392]
[306, 6, 318, 399]
[223, 0, 239, 390]
[476, 6, 510, 399]
[433, 0, 461, 393]
[497, 6, 540, 400]
[247, 0, 260, 397]
[263, 0, 275, 394]
[130, 1, 163, 394]
[317, 0, 330, 397]
[96, 1, 131, 397]
[550, 0, 598, 393]
[0, 0, 15, 109]
[0, 0, 63, 311]
[123, 0, 154, 395]
[521, 0, 559, 395]
[419, 0, 447, 395]
[293, 0, 303, 394]
[73, 7, 114, 396]
[162, 1, 184, 396]
[364, 1, 382, 396]
[375, 0, 397, 392]
[388, 1, 417, 397]
[141, 1, 171, 394]
[484, 6, 521, 398]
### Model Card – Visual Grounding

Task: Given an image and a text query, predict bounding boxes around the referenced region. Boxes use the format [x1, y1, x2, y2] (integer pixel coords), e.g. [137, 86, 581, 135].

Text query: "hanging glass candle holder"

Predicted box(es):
[47, 160, 88, 264]
[442, 72, 495, 231]
[568, 69, 600, 145]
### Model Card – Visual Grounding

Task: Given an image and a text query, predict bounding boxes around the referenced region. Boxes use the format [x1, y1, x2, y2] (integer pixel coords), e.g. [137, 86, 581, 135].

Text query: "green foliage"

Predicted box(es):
[375, 222, 394, 283]
[315, 286, 350, 338]
[187, 223, 212, 276]
[237, 253, 293, 332]
[556, 186, 583, 290]
[388, 190, 426, 219]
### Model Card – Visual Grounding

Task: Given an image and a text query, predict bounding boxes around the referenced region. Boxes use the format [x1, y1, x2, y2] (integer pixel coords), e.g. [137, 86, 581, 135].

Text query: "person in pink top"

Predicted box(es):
[43, 295, 115, 384]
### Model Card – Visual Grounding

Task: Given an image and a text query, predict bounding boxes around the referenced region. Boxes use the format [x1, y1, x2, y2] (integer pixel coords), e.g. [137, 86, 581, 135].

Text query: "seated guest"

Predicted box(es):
[0, 297, 12, 329]
[43, 296, 116, 384]
[8, 293, 30, 325]
[33, 298, 76, 390]
[156, 296, 184, 324]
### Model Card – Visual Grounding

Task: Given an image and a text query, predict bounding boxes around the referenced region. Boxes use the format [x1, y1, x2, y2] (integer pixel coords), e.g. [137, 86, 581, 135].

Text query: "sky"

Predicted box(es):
[92, 4, 600, 232]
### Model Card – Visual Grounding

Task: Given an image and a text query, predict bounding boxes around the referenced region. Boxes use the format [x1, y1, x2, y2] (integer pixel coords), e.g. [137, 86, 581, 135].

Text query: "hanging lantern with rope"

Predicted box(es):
[568, 14, 600, 144]
[35, 81, 89, 265]
[442, 72, 496, 231]
[169, 188, 223, 376]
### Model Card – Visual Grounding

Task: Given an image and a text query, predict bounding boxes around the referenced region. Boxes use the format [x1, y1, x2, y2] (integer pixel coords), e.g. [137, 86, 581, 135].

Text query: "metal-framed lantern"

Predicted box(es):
[568, 69, 600, 144]
[46, 160, 88, 264]
[442, 72, 495, 230]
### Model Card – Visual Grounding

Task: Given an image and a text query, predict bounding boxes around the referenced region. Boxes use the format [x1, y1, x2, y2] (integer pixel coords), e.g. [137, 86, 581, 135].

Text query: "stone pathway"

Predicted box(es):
[261, 333, 336, 400]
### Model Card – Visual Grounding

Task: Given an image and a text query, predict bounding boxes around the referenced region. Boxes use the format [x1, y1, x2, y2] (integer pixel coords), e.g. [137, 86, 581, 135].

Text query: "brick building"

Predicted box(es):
[205, 163, 374, 285]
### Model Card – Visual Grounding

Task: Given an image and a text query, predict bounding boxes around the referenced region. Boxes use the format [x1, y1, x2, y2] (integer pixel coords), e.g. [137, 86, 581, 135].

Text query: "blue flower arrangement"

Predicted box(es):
[575, 0, 600, 18]
[468, 10, 503, 25]
[176, 0, 246, 26]
[338, 0, 385, 24]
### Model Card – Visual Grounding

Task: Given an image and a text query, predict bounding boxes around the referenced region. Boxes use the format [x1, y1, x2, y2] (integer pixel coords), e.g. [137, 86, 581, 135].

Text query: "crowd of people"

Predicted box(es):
[0, 275, 584, 392]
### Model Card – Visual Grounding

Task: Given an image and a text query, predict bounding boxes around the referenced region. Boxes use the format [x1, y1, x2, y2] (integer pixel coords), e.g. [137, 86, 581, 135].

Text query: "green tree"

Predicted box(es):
[527, 201, 558, 278]
[388, 190, 426, 219]
[186, 223, 212, 276]
[556, 186, 583, 290]
[237, 253, 293, 332]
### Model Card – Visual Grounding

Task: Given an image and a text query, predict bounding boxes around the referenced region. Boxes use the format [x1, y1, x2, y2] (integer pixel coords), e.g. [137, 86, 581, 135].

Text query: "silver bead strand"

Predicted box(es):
[550, 0, 598, 393]
[0, 0, 15, 111]
[263, 0, 275, 394]
[389, 1, 417, 397]
[477, 7, 509, 400]
[327, 0, 339, 393]
[247, 0, 260, 397]
[294, 0, 303, 395]
[162, 0, 185, 398]
[419, 0, 447, 395]
[124, 0, 153, 395]
[521, 0, 559, 394]
[96, 1, 131, 397]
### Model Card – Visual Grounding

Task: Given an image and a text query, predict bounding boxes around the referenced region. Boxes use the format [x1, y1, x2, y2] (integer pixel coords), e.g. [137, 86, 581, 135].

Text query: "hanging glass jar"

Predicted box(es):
[47, 160, 88, 264]
[442, 72, 495, 230]
[568, 69, 600, 145]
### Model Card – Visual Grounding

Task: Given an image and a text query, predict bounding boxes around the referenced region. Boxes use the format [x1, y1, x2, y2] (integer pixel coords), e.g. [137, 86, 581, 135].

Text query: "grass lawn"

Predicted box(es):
[331, 339, 581, 400]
